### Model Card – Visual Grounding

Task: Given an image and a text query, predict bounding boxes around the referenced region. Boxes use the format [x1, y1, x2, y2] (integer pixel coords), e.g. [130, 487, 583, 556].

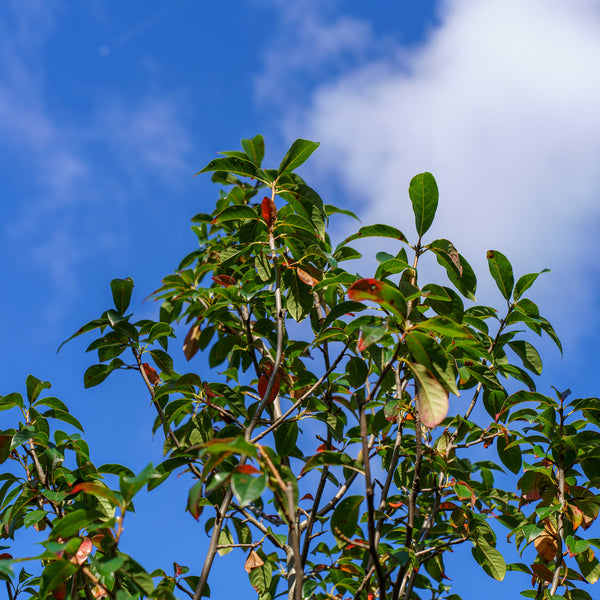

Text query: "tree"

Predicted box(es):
[1, 135, 599, 600]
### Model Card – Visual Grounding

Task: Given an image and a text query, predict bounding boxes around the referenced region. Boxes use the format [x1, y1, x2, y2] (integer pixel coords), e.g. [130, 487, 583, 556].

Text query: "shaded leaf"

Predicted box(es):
[110, 277, 134, 314]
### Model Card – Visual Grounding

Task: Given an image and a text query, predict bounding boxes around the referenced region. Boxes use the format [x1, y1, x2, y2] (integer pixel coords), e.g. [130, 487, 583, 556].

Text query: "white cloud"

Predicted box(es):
[261, 0, 600, 344]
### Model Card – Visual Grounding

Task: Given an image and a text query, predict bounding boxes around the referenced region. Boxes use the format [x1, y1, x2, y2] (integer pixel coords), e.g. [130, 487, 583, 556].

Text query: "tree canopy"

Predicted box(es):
[1, 136, 599, 600]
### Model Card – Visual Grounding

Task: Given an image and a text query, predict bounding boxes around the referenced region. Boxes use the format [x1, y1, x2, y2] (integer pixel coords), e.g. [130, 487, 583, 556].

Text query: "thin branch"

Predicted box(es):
[359, 397, 387, 599]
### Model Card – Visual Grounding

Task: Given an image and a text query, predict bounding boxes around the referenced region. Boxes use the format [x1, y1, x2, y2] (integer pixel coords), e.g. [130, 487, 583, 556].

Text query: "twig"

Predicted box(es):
[359, 397, 387, 599]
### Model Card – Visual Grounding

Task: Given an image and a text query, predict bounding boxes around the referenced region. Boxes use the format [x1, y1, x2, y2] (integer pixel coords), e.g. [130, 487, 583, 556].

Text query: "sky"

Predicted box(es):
[2, 0, 600, 597]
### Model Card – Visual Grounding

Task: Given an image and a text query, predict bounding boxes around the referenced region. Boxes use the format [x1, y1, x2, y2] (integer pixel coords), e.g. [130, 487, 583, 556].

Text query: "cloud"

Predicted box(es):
[260, 0, 600, 345]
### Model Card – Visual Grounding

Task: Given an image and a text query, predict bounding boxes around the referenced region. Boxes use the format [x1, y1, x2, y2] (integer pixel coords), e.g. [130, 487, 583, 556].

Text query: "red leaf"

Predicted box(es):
[142, 362, 161, 385]
[300, 494, 314, 502]
[261, 196, 277, 227]
[236, 464, 261, 475]
[0, 553, 12, 559]
[203, 382, 222, 398]
[348, 278, 383, 301]
[212, 274, 236, 287]
[258, 372, 279, 403]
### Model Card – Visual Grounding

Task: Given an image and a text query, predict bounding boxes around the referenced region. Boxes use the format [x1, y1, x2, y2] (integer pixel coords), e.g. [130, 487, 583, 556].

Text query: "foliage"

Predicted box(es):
[1, 136, 600, 600]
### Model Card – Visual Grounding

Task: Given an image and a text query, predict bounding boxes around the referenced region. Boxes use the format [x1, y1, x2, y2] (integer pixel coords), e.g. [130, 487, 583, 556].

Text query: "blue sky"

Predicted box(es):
[3, 0, 600, 597]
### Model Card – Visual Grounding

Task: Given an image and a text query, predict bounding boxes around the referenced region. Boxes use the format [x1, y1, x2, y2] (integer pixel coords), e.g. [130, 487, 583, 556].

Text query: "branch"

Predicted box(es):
[359, 397, 387, 599]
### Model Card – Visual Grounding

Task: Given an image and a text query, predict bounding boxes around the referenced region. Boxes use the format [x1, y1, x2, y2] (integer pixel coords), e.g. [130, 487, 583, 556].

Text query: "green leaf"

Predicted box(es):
[110, 277, 134, 314]
[346, 356, 369, 388]
[231, 472, 266, 507]
[120, 463, 160, 502]
[471, 537, 506, 581]
[429, 240, 477, 300]
[486, 250, 514, 301]
[508, 340, 543, 375]
[331, 495, 364, 544]
[212, 204, 259, 224]
[496, 434, 522, 474]
[513, 269, 550, 300]
[0, 434, 12, 467]
[408, 172, 439, 237]
[149, 349, 174, 375]
[277, 139, 319, 174]
[274, 421, 298, 456]
[197, 156, 268, 182]
[339, 224, 407, 247]
[301, 451, 364, 475]
[26, 374, 51, 404]
[241, 134, 265, 166]
[39, 560, 78, 596]
[408, 362, 449, 428]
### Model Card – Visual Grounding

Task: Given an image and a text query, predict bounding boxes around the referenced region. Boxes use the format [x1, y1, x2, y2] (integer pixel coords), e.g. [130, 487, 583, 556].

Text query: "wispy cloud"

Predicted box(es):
[259, 0, 600, 346]
[0, 1, 193, 331]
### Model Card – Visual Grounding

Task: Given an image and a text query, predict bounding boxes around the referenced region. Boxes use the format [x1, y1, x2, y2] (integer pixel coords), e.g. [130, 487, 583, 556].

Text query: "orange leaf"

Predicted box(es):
[236, 464, 261, 475]
[534, 534, 557, 562]
[531, 563, 554, 583]
[142, 363, 161, 385]
[244, 550, 264, 573]
[261, 196, 277, 227]
[212, 274, 236, 287]
[183, 323, 201, 361]
[388, 501, 403, 508]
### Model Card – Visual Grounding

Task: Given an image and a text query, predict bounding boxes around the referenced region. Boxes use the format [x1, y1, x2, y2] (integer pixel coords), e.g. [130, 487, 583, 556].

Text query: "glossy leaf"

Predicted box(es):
[408, 172, 439, 237]
[487, 250, 514, 301]
[110, 277, 134, 314]
[408, 362, 449, 428]
[348, 278, 406, 320]
[241, 134, 265, 166]
[277, 139, 320, 174]
[471, 537, 506, 581]
[331, 495, 364, 544]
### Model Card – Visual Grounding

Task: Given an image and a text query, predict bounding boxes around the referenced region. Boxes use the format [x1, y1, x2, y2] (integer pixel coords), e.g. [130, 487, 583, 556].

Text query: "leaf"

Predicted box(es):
[142, 363, 161, 385]
[301, 451, 364, 475]
[211, 204, 258, 224]
[497, 434, 522, 474]
[513, 269, 550, 300]
[508, 340, 543, 375]
[244, 550, 264, 573]
[408, 172, 439, 237]
[408, 362, 449, 428]
[110, 278, 134, 314]
[347, 279, 406, 321]
[486, 250, 514, 301]
[183, 323, 201, 361]
[339, 224, 407, 247]
[26, 374, 51, 404]
[331, 495, 364, 544]
[471, 537, 506, 581]
[277, 139, 319, 174]
[231, 472, 267, 507]
[429, 240, 477, 301]
[197, 156, 267, 182]
[119, 463, 160, 502]
[274, 421, 298, 456]
[0, 434, 13, 465]
[346, 356, 369, 388]
[261, 196, 277, 227]
[83, 364, 112, 388]
[241, 134, 265, 166]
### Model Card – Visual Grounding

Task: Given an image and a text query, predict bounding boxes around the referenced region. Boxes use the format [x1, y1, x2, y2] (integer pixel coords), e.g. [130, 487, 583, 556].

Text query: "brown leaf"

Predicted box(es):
[534, 534, 557, 562]
[142, 362, 161, 385]
[244, 550, 264, 573]
[212, 274, 236, 287]
[296, 267, 319, 287]
[183, 323, 201, 361]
